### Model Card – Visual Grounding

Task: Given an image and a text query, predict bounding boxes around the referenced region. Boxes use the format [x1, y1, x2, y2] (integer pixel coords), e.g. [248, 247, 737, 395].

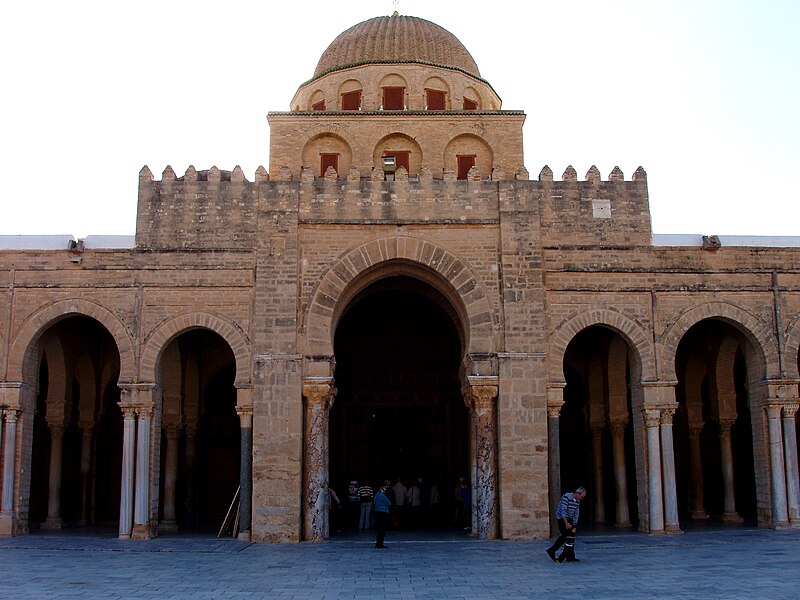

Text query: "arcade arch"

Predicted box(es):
[558, 325, 640, 529]
[672, 318, 762, 526]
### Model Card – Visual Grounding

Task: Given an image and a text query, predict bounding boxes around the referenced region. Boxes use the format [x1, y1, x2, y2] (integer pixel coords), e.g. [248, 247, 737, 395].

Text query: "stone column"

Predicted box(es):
[718, 417, 742, 523]
[183, 424, 197, 527]
[591, 425, 606, 523]
[236, 386, 253, 540]
[42, 424, 65, 529]
[645, 409, 664, 533]
[660, 407, 681, 533]
[767, 404, 789, 528]
[132, 406, 153, 539]
[688, 423, 708, 519]
[610, 419, 630, 527]
[468, 379, 498, 540]
[2, 410, 18, 515]
[546, 385, 564, 537]
[782, 403, 800, 526]
[78, 424, 93, 525]
[160, 422, 182, 531]
[118, 404, 137, 539]
[302, 380, 335, 541]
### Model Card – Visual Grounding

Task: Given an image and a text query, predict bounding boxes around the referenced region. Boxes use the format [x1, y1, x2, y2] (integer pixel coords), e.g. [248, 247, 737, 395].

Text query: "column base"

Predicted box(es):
[691, 511, 709, 520]
[665, 524, 684, 534]
[722, 512, 743, 524]
[237, 530, 252, 541]
[773, 520, 790, 530]
[0, 511, 18, 537]
[159, 520, 179, 532]
[131, 524, 153, 540]
[41, 518, 63, 530]
[614, 521, 631, 528]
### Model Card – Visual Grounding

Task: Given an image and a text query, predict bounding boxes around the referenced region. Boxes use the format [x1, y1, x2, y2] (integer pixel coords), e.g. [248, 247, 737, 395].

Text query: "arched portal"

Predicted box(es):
[329, 275, 469, 533]
[560, 326, 640, 530]
[156, 328, 239, 532]
[28, 315, 121, 530]
[673, 319, 759, 526]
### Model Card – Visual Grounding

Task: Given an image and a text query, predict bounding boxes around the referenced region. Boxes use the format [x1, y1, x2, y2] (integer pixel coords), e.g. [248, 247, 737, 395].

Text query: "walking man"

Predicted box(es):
[546, 487, 587, 563]
[374, 480, 392, 549]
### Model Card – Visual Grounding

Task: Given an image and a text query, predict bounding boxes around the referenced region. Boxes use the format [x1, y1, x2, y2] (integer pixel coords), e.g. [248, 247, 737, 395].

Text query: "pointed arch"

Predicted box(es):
[659, 302, 777, 382]
[8, 299, 135, 384]
[139, 312, 251, 387]
[548, 308, 655, 384]
[302, 235, 496, 358]
[783, 314, 800, 380]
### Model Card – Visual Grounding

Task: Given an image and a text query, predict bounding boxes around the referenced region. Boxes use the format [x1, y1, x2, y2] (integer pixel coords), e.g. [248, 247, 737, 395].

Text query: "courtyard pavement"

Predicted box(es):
[1, 526, 799, 599]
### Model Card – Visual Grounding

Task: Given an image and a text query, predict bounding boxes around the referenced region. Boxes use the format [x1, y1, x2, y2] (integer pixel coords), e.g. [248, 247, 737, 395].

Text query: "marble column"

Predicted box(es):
[2, 410, 18, 515]
[42, 424, 65, 529]
[118, 405, 136, 539]
[546, 388, 564, 537]
[236, 386, 253, 540]
[469, 382, 498, 540]
[718, 417, 742, 523]
[132, 406, 153, 539]
[767, 404, 789, 528]
[78, 424, 93, 525]
[160, 422, 182, 531]
[303, 381, 335, 541]
[660, 407, 681, 533]
[782, 403, 800, 526]
[591, 425, 606, 523]
[645, 409, 664, 533]
[610, 419, 630, 527]
[688, 423, 708, 519]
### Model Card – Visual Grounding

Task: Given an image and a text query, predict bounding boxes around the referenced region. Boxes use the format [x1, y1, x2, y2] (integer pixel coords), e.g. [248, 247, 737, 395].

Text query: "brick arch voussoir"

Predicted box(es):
[783, 314, 800, 381]
[659, 301, 778, 382]
[140, 312, 252, 386]
[305, 235, 494, 357]
[548, 309, 655, 384]
[8, 298, 136, 383]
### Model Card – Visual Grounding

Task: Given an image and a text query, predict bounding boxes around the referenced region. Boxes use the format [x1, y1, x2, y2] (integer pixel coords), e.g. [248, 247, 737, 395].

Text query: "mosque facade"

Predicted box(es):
[1, 14, 800, 542]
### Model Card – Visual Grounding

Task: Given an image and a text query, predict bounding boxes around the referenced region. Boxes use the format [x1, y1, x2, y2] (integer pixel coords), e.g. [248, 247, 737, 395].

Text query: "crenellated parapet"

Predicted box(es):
[134, 162, 652, 250]
[538, 164, 651, 247]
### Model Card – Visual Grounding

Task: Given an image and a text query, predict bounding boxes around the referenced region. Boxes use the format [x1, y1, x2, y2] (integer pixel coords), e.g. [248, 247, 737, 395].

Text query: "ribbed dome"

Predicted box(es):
[313, 15, 481, 79]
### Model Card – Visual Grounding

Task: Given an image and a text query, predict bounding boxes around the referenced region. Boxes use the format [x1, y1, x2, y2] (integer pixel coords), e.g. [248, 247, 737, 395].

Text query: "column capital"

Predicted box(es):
[48, 423, 65, 439]
[660, 405, 677, 424]
[766, 403, 783, 419]
[783, 402, 800, 419]
[302, 378, 336, 410]
[163, 421, 184, 438]
[3, 408, 19, 423]
[609, 418, 628, 435]
[644, 408, 662, 428]
[466, 377, 498, 411]
[135, 405, 155, 419]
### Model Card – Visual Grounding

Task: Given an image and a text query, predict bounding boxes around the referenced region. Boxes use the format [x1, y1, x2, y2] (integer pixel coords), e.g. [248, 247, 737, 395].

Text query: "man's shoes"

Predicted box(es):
[375, 544, 388, 548]
[546, 548, 557, 562]
[565, 557, 581, 562]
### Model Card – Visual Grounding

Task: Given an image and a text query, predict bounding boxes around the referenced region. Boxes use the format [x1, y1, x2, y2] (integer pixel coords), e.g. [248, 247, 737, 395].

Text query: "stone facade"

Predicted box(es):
[1, 14, 799, 542]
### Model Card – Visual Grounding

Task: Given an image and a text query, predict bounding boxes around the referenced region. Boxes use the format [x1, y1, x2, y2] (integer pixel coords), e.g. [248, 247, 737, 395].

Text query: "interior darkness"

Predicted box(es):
[330, 275, 468, 529]
[561, 326, 639, 528]
[674, 320, 757, 525]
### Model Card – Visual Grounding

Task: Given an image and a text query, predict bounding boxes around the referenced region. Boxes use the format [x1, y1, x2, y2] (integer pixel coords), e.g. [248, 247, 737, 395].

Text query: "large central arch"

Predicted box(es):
[301, 236, 500, 541]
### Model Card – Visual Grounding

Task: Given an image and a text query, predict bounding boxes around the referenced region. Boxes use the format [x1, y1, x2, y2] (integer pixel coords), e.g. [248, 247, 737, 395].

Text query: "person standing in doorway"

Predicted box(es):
[358, 480, 374, 529]
[392, 477, 407, 528]
[546, 487, 587, 563]
[374, 480, 392, 548]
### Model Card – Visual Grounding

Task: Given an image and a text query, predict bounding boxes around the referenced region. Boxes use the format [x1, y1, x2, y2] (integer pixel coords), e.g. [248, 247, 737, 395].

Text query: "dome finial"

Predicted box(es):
[392, 10, 399, 16]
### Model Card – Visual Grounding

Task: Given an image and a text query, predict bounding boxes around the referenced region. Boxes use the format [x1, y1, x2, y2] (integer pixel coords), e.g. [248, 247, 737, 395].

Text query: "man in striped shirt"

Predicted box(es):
[546, 487, 587, 563]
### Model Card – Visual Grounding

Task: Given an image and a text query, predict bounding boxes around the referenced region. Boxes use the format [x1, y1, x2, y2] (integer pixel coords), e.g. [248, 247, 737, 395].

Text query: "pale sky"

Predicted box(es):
[1, 0, 798, 237]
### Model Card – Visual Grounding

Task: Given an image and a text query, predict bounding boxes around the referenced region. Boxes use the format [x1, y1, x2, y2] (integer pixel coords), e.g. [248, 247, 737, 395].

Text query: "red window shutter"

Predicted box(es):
[320, 153, 339, 176]
[342, 90, 361, 110]
[384, 151, 410, 173]
[463, 97, 478, 111]
[426, 89, 446, 110]
[383, 87, 405, 110]
[457, 155, 476, 180]
[312, 100, 326, 111]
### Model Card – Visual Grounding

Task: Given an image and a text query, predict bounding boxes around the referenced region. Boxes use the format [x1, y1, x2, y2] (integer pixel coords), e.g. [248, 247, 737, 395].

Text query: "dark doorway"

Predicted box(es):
[330, 275, 468, 531]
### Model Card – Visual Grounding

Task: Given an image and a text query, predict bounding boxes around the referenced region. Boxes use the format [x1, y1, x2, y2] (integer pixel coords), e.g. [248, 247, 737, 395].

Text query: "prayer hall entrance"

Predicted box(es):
[329, 275, 469, 532]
